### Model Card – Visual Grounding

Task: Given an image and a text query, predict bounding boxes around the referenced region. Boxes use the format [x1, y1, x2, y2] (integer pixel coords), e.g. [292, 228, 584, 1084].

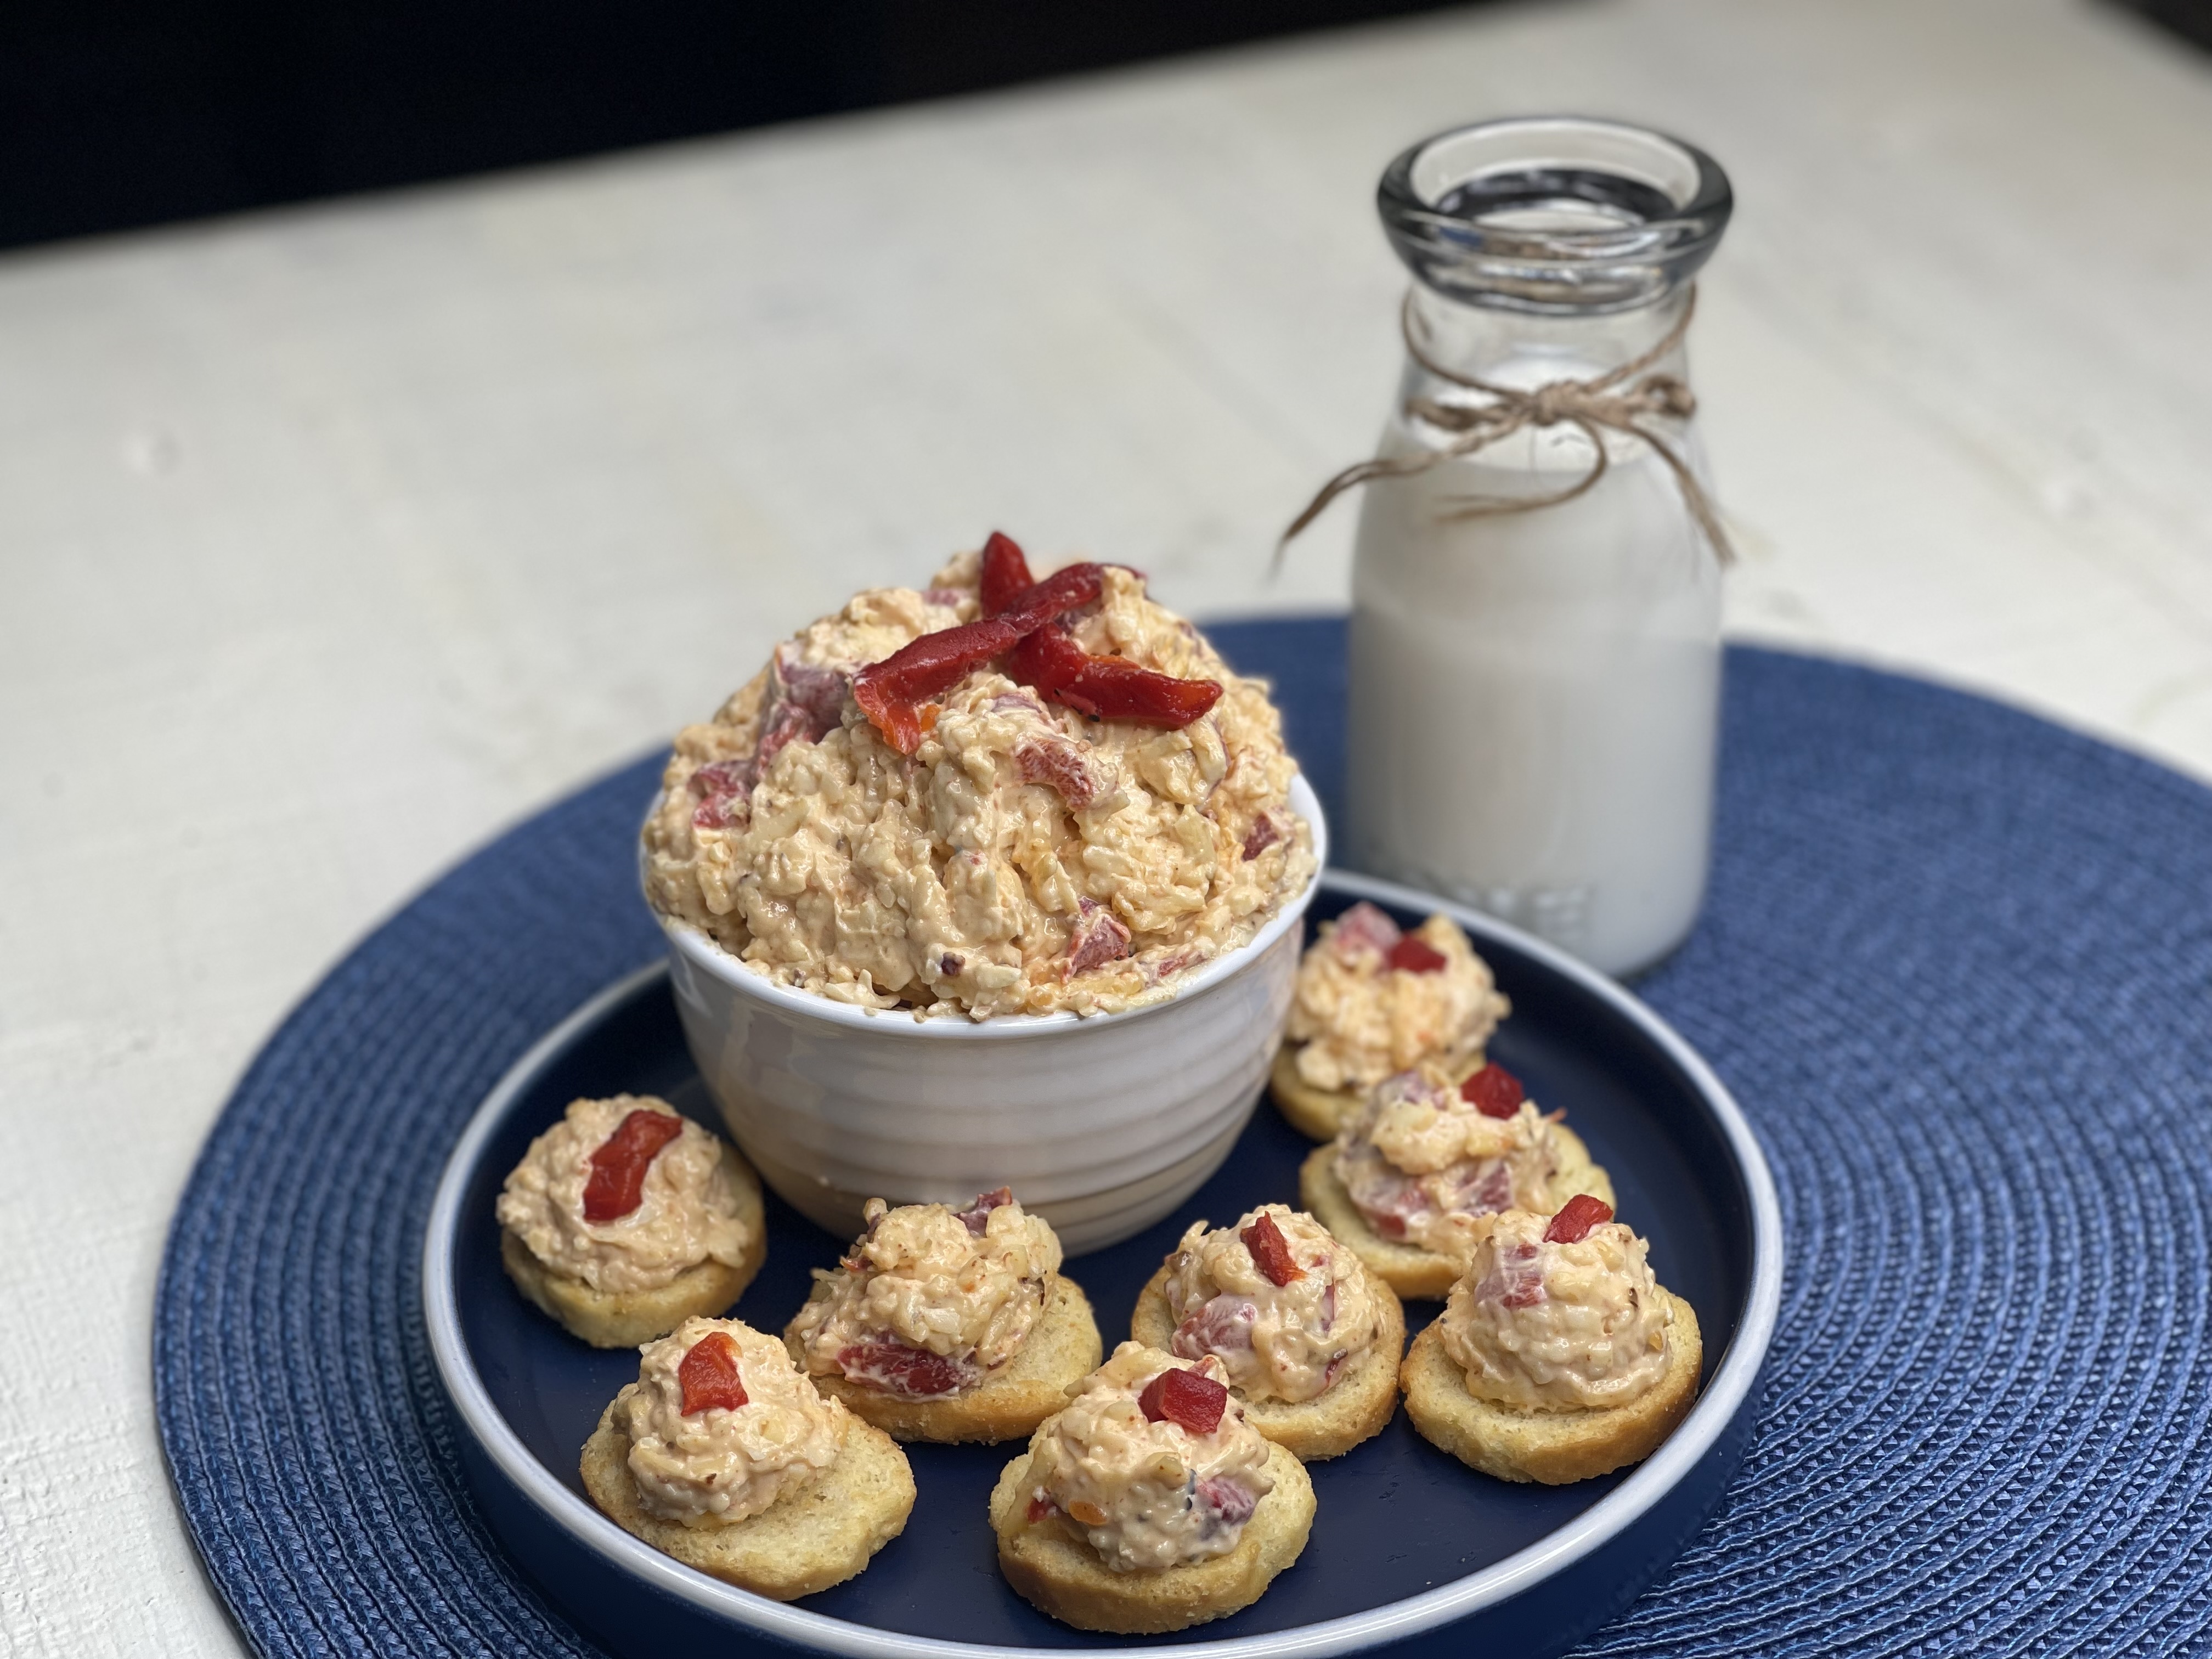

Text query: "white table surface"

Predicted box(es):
[5, 0, 2210, 1652]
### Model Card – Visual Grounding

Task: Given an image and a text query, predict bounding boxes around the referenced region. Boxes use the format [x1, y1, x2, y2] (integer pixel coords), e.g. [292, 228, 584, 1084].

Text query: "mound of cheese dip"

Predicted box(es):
[619, 1318, 848, 1525]
[1284, 903, 1509, 1093]
[789, 1190, 1060, 1396]
[1026, 1344, 1273, 1574]
[1333, 1066, 1563, 1255]
[1163, 1205, 1379, 1404]
[641, 549, 1314, 1018]
[1438, 1210, 1673, 1412]
[496, 1096, 755, 1295]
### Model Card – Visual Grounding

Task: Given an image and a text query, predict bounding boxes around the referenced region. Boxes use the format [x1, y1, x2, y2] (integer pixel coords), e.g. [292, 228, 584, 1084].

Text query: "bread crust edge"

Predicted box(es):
[579, 1396, 915, 1599]
[1399, 1291, 1703, 1485]
[988, 1438, 1316, 1633]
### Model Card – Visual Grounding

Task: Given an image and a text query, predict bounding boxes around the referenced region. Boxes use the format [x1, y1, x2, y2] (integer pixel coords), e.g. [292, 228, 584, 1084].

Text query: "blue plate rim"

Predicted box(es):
[420, 867, 1785, 1659]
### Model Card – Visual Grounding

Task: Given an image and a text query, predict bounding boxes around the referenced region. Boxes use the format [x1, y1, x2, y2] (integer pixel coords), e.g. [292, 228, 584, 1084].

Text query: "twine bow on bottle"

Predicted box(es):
[1278, 287, 1734, 563]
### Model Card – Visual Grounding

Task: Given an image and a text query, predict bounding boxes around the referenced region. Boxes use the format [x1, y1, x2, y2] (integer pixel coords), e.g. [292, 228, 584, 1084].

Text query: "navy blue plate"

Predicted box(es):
[424, 869, 1780, 1659]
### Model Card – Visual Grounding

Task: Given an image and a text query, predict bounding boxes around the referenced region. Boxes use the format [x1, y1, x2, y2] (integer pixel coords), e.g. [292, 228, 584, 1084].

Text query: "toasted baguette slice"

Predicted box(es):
[1269, 1047, 1490, 1142]
[1399, 1292, 1702, 1485]
[501, 1149, 768, 1347]
[1298, 1135, 1615, 1300]
[1127, 1267, 1403, 1461]
[1269, 1047, 1363, 1141]
[990, 1438, 1314, 1633]
[580, 1396, 914, 1598]
[785, 1275, 1103, 1443]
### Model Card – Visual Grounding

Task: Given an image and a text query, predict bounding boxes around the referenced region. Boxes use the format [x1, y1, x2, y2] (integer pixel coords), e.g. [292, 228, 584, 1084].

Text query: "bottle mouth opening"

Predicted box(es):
[1380, 117, 1733, 313]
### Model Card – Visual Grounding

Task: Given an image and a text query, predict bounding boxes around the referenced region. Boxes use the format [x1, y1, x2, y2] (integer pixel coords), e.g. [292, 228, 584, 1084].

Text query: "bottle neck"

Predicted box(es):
[1402, 285, 1693, 393]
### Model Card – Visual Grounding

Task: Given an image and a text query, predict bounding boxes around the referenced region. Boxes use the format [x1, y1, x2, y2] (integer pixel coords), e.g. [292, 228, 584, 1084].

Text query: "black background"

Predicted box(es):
[4, 0, 2207, 255]
[0, 0, 1468, 251]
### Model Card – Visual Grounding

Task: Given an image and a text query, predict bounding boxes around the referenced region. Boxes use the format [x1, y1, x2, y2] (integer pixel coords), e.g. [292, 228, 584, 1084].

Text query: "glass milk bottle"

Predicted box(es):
[1344, 117, 1734, 977]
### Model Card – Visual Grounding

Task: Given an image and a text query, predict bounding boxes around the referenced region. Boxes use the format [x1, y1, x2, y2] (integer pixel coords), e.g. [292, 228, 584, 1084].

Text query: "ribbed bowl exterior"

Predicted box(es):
[658, 776, 1325, 1254]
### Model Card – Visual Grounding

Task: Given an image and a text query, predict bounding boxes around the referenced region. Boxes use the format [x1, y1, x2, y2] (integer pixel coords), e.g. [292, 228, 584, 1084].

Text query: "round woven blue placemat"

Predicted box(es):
[156, 629, 2212, 1658]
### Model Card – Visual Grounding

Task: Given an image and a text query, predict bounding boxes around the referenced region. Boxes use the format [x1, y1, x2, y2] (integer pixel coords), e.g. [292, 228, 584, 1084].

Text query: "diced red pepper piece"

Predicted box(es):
[1460, 1063, 1525, 1119]
[836, 1340, 978, 1398]
[1240, 1211, 1306, 1286]
[1172, 1294, 1259, 1361]
[980, 531, 1035, 614]
[1498, 1242, 1547, 1307]
[688, 757, 755, 799]
[581, 1109, 688, 1223]
[1241, 812, 1284, 861]
[692, 793, 743, 832]
[1026, 1493, 1056, 1523]
[1386, 934, 1449, 974]
[678, 1331, 748, 1415]
[956, 1187, 1014, 1235]
[1014, 733, 1111, 809]
[1544, 1193, 1615, 1244]
[1066, 897, 1133, 977]
[1454, 1159, 1517, 1216]
[1194, 1476, 1257, 1525]
[1330, 901, 1402, 958]
[1139, 1365, 1228, 1435]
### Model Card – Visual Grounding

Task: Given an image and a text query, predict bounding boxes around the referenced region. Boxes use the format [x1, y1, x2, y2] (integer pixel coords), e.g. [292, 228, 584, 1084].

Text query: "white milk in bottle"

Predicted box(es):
[1340, 118, 1734, 977]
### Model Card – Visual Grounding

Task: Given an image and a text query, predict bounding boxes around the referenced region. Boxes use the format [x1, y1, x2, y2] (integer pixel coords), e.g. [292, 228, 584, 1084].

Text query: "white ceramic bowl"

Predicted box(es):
[650, 775, 1324, 1253]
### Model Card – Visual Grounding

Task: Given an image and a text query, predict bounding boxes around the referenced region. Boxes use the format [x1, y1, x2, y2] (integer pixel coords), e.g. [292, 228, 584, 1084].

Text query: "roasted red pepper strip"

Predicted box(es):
[852, 617, 1022, 754]
[1052, 655, 1223, 726]
[859, 547, 1211, 749]
[996, 562, 1106, 634]
[1005, 623, 1087, 697]
[855, 617, 1022, 708]
[1006, 625, 1222, 727]
[580, 1108, 688, 1223]
[980, 531, 1036, 614]
[854, 565, 1102, 754]
[1386, 934, 1449, 974]
[1138, 1366, 1228, 1435]
[1460, 1063, 1525, 1119]
[1544, 1193, 1615, 1244]
[1240, 1211, 1306, 1286]
[678, 1331, 749, 1414]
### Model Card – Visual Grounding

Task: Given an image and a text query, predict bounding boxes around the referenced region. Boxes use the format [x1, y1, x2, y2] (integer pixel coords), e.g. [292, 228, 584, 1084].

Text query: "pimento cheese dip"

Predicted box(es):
[618, 1318, 847, 1525]
[496, 1096, 755, 1295]
[1026, 1344, 1273, 1573]
[641, 550, 1314, 1018]
[1334, 1066, 1562, 1254]
[1438, 1210, 1673, 1412]
[1284, 902, 1509, 1093]
[1163, 1206, 1379, 1404]
[789, 1191, 1059, 1397]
